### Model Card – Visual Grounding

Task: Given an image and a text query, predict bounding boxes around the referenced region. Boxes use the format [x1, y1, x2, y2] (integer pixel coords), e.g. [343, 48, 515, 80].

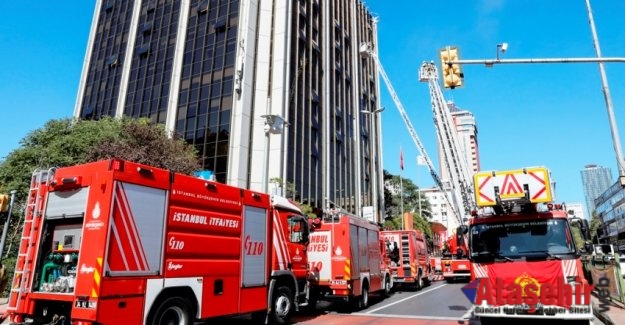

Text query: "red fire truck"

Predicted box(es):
[382, 230, 431, 289]
[441, 231, 471, 283]
[6, 159, 312, 325]
[307, 210, 392, 309]
[467, 167, 593, 324]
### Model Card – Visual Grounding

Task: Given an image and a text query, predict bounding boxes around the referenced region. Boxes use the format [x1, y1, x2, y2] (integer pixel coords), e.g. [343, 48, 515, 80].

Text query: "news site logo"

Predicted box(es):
[461, 273, 592, 314]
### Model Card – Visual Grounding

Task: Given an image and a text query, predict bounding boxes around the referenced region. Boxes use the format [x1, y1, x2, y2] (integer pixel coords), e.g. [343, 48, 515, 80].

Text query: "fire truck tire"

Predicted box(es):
[147, 296, 194, 325]
[416, 270, 423, 290]
[354, 282, 369, 310]
[383, 275, 392, 297]
[270, 286, 294, 325]
[307, 287, 320, 311]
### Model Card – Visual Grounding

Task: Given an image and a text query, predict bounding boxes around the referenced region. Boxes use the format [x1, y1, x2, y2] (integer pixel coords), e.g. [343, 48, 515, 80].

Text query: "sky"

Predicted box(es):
[1, 1, 624, 216]
[364, 0, 625, 216]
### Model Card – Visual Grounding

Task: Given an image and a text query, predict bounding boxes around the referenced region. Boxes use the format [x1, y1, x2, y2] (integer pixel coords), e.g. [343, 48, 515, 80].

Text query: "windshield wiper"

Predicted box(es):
[495, 254, 514, 262]
[473, 251, 514, 262]
[520, 250, 562, 260]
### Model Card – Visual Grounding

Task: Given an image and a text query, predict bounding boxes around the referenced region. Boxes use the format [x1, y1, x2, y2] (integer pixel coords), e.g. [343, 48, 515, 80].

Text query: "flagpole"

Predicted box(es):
[400, 171, 404, 230]
[399, 147, 404, 230]
[417, 156, 422, 219]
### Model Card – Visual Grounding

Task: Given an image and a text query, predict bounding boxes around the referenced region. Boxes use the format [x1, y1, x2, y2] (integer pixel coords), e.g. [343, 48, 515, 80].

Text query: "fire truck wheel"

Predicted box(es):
[383, 275, 392, 297]
[416, 271, 423, 290]
[270, 286, 294, 325]
[307, 287, 320, 311]
[354, 283, 369, 310]
[147, 296, 193, 325]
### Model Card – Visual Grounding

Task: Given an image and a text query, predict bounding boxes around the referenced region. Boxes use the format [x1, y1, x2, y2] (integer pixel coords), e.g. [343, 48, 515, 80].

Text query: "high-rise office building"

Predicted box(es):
[581, 164, 613, 216]
[428, 101, 478, 234]
[438, 101, 479, 181]
[74, 0, 383, 218]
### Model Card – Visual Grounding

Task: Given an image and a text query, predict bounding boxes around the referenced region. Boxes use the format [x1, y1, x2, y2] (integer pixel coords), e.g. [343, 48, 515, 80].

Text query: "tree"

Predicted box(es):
[589, 211, 602, 244]
[382, 169, 432, 238]
[0, 117, 201, 295]
[0, 117, 200, 201]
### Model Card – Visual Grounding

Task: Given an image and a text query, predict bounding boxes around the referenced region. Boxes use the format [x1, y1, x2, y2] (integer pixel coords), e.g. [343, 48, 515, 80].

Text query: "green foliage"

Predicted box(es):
[0, 117, 201, 295]
[0, 117, 201, 198]
[87, 117, 201, 174]
[571, 226, 585, 251]
[381, 169, 433, 245]
[589, 211, 602, 243]
[269, 177, 297, 198]
[382, 169, 431, 221]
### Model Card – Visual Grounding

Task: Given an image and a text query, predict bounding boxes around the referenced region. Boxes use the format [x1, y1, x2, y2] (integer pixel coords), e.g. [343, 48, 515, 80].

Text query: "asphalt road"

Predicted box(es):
[204, 280, 604, 325]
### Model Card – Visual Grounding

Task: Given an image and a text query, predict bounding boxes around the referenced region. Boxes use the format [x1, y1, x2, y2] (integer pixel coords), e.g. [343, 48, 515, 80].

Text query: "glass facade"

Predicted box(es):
[75, 0, 382, 216]
[580, 164, 613, 216]
[79, 0, 137, 119]
[595, 180, 625, 251]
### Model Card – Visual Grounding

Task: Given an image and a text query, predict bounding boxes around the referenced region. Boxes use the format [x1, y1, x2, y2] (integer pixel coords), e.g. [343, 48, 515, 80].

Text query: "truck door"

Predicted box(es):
[286, 215, 310, 279]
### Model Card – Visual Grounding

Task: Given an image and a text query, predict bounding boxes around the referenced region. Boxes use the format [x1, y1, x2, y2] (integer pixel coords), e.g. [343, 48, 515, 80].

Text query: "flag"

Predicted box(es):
[417, 155, 427, 166]
[400, 148, 404, 170]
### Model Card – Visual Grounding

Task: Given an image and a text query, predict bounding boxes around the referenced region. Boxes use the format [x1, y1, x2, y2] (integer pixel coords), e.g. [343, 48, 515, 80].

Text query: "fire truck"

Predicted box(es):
[467, 167, 593, 324]
[382, 230, 431, 289]
[441, 231, 471, 283]
[6, 159, 312, 325]
[307, 210, 392, 309]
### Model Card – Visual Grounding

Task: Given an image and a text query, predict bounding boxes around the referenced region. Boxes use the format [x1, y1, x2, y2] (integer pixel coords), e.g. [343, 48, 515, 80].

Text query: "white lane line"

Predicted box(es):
[363, 283, 448, 314]
[350, 313, 464, 321]
[460, 307, 474, 320]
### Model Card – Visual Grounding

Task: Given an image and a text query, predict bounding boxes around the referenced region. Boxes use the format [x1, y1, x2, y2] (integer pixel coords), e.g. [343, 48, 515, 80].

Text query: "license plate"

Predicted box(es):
[331, 280, 347, 285]
[458, 265, 466, 269]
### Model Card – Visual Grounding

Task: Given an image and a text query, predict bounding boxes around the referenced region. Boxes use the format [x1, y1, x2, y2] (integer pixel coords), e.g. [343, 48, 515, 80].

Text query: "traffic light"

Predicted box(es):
[0, 194, 8, 213]
[439, 46, 464, 89]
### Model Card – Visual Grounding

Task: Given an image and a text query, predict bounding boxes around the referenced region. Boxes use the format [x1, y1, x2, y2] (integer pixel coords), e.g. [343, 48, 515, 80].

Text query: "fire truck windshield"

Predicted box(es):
[469, 219, 576, 261]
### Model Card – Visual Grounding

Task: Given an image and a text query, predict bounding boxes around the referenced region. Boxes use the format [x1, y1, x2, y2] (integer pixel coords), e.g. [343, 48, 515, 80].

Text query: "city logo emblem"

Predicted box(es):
[514, 272, 540, 297]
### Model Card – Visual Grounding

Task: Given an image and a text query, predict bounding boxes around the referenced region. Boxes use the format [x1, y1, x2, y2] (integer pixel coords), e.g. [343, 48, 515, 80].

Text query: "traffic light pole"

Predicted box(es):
[445, 53, 625, 178]
[0, 190, 17, 260]
[446, 57, 625, 66]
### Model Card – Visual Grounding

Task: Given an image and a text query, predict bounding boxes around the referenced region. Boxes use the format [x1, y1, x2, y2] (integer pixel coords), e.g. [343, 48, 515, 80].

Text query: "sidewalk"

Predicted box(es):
[591, 293, 625, 325]
[0, 297, 7, 324]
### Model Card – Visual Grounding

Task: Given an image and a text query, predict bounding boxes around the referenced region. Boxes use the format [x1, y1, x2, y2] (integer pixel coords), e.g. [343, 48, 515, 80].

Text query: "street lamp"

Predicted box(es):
[360, 107, 385, 115]
[261, 114, 286, 194]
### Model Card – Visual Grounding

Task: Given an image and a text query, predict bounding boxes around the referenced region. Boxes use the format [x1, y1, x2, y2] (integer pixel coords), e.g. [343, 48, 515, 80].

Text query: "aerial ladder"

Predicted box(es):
[359, 43, 466, 225]
[418, 61, 476, 219]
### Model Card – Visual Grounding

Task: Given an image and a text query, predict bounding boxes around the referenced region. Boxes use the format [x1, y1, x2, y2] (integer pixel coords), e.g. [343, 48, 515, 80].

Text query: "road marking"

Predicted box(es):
[460, 307, 474, 320]
[362, 283, 447, 314]
[350, 312, 463, 321]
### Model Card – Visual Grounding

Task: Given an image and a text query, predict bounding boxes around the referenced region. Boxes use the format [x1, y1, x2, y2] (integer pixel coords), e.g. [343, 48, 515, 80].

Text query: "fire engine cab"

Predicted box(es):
[7, 159, 311, 325]
[307, 210, 392, 310]
[467, 167, 593, 324]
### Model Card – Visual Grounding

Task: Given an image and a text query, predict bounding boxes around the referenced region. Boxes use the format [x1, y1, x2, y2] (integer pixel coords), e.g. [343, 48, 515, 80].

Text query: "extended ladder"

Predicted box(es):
[419, 62, 476, 221]
[7, 169, 52, 315]
[359, 43, 462, 224]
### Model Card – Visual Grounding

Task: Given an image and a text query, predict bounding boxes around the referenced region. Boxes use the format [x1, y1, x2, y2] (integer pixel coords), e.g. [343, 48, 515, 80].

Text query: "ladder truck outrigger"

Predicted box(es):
[466, 167, 593, 324]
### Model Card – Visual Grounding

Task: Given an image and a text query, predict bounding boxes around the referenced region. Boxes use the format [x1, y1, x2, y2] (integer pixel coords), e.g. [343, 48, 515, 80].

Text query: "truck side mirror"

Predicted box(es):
[583, 241, 593, 254]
